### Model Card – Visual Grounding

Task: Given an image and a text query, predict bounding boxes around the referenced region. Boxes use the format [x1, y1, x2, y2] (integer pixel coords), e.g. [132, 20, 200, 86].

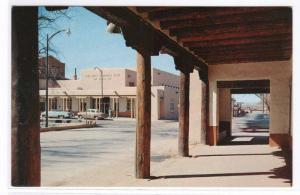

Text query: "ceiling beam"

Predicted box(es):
[136, 7, 176, 13]
[178, 26, 291, 42]
[231, 88, 270, 94]
[192, 40, 291, 53]
[206, 55, 291, 65]
[217, 80, 270, 89]
[160, 8, 291, 30]
[170, 20, 291, 37]
[148, 7, 283, 21]
[184, 34, 291, 48]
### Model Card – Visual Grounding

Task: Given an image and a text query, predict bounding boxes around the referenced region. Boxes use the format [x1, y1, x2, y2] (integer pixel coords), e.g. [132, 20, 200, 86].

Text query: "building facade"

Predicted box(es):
[39, 67, 179, 120]
[39, 55, 66, 80]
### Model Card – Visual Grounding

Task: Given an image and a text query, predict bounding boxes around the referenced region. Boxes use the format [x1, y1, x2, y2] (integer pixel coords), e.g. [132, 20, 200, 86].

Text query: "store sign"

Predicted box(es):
[83, 72, 121, 81]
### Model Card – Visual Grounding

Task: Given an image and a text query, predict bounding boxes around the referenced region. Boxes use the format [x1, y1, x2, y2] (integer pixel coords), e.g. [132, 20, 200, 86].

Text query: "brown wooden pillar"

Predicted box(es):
[174, 57, 194, 157]
[12, 6, 40, 186]
[178, 70, 190, 156]
[122, 25, 162, 179]
[135, 51, 152, 178]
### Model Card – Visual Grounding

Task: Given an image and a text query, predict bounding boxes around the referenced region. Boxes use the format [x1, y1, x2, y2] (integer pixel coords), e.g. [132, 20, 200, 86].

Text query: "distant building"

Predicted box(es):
[39, 67, 179, 120]
[39, 55, 66, 80]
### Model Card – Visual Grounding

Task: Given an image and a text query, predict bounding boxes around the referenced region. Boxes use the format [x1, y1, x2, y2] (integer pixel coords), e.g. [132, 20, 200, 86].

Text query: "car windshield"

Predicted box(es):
[250, 114, 269, 120]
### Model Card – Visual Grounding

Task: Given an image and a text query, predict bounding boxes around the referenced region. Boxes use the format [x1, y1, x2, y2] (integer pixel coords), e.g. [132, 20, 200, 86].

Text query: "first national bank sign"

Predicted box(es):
[84, 72, 121, 81]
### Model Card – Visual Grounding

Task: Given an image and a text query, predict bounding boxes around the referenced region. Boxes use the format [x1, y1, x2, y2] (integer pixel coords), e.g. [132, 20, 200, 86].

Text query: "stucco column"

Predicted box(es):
[208, 81, 219, 145]
[116, 98, 119, 118]
[11, 6, 40, 186]
[130, 98, 133, 118]
[269, 78, 291, 147]
[218, 88, 232, 141]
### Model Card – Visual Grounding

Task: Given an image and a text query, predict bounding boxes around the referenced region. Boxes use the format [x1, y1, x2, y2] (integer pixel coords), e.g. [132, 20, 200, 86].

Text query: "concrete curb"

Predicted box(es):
[41, 123, 96, 132]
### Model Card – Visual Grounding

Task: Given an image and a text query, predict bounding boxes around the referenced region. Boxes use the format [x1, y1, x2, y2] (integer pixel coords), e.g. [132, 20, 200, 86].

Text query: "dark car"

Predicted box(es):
[243, 113, 269, 130]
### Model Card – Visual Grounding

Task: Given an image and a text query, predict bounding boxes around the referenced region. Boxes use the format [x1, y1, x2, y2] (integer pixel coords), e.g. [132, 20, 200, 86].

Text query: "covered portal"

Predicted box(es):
[11, 6, 292, 186]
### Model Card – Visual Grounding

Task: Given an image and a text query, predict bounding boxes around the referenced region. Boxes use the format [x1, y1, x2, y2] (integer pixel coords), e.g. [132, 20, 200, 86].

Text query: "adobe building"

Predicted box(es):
[39, 67, 180, 120]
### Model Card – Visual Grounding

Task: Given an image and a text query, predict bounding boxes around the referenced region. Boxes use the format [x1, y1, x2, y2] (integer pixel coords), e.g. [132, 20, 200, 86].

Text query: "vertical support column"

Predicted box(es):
[112, 98, 115, 117]
[116, 98, 119, 118]
[131, 98, 133, 118]
[207, 81, 219, 146]
[11, 6, 40, 186]
[62, 98, 65, 111]
[135, 51, 151, 179]
[178, 68, 191, 157]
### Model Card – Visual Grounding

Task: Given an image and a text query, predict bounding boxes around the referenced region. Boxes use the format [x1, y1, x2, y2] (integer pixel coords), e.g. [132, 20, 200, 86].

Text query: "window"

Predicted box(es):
[129, 82, 135, 86]
[170, 100, 175, 113]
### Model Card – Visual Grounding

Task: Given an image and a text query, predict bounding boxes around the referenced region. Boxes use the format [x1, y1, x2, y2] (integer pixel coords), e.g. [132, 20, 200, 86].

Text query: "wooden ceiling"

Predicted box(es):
[133, 7, 292, 65]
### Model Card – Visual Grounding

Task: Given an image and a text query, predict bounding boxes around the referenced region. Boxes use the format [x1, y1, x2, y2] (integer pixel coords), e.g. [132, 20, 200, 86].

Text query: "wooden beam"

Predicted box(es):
[135, 51, 151, 179]
[195, 47, 291, 59]
[207, 55, 291, 65]
[184, 34, 292, 48]
[231, 88, 270, 94]
[193, 40, 291, 53]
[170, 20, 291, 37]
[148, 7, 283, 21]
[178, 69, 191, 157]
[12, 6, 40, 186]
[178, 27, 291, 42]
[217, 80, 270, 89]
[160, 8, 291, 30]
[136, 7, 176, 13]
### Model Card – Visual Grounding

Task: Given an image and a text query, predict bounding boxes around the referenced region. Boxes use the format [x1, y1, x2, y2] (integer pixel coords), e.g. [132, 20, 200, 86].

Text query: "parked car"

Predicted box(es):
[242, 113, 270, 130]
[40, 110, 72, 119]
[77, 109, 107, 120]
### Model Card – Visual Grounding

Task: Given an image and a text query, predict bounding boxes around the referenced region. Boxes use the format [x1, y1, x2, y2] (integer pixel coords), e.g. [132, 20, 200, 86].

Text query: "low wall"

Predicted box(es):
[40, 123, 96, 132]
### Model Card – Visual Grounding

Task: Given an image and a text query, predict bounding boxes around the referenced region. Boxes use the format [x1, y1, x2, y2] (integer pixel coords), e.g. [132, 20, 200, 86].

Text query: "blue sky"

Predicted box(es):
[38, 6, 178, 79]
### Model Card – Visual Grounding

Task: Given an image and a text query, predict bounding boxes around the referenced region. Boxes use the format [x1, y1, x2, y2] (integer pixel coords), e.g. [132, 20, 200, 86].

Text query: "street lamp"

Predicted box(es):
[94, 67, 104, 113]
[45, 28, 71, 127]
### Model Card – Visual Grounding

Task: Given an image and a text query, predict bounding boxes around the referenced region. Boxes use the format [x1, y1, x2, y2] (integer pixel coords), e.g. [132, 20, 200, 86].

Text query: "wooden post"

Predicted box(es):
[135, 51, 151, 178]
[11, 6, 40, 186]
[178, 69, 191, 157]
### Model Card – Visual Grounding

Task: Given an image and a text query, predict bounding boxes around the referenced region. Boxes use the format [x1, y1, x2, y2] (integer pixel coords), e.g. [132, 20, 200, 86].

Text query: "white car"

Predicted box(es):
[77, 109, 107, 120]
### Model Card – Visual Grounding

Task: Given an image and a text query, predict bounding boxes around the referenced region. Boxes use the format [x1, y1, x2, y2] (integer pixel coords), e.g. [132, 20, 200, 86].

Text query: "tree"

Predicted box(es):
[38, 7, 71, 80]
[255, 94, 270, 112]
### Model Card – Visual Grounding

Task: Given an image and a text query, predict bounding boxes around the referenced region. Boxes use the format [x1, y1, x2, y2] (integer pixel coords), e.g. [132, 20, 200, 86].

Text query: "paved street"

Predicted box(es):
[41, 117, 291, 187]
[41, 118, 179, 186]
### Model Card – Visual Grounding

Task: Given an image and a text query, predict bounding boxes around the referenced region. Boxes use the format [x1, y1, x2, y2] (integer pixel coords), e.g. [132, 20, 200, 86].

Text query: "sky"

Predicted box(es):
[39, 6, 262, 104]
[38, 6, 178, 79]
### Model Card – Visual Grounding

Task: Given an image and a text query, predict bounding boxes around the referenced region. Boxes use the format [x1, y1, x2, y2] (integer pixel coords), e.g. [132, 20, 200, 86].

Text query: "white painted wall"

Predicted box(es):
[208, 60, 292, 134]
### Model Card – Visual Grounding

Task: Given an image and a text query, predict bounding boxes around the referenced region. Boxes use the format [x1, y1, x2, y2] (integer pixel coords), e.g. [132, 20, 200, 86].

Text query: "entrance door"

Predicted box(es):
[159, 97, 164, 119]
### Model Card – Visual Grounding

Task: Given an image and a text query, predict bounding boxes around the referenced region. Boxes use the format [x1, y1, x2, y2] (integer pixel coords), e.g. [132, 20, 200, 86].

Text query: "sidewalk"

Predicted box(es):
[49, 144, 291, 187]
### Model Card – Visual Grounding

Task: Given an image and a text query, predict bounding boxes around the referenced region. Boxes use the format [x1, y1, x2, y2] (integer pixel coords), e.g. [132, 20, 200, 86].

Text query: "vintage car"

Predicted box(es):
[40, 110, 72, 119]
[77, 109, 107, 120]
[242, 113, 270, 130]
